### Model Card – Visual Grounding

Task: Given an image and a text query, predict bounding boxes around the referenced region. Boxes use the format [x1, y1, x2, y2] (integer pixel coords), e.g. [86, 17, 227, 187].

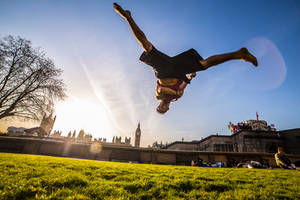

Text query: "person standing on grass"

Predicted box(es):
[113, 3, 258, 114]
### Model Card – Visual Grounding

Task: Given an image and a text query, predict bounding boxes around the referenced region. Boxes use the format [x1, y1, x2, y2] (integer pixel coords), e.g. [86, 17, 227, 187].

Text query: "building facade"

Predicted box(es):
[165, 120, 300, 155]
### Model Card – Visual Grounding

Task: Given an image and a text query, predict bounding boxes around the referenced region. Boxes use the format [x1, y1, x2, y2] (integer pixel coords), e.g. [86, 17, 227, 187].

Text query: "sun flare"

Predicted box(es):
[53, 97, 112, 140]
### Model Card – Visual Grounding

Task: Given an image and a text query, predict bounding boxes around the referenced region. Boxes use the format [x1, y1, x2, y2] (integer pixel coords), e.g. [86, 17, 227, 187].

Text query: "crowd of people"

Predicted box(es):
[228, 121, 276, 134]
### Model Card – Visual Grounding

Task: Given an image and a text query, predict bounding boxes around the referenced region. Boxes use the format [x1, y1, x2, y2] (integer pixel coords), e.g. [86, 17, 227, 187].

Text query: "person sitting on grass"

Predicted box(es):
[113, 3, 258, 114]
[275, 146, 296, 169]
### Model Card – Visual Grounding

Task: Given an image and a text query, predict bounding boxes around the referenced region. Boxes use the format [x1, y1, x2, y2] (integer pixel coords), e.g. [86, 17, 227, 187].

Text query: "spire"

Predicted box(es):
[135, 121, 141, 147]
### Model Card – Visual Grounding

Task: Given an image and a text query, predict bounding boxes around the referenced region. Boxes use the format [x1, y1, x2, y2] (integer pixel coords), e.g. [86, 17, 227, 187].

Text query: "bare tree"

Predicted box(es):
[0, 35, 66, 120]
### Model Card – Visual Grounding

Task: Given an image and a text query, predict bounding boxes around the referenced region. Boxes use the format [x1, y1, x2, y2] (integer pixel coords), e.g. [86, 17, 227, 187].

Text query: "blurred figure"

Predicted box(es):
[275, 147, 296, 169]
[191, 160, 195, 167]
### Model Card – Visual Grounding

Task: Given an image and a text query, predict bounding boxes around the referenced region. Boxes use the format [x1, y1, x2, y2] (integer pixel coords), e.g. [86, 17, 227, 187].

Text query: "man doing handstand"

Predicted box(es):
[113, 3, 258, 114]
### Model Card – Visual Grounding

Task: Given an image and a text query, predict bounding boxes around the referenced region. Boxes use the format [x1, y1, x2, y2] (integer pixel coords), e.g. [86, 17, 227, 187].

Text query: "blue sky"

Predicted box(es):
[1, 0, 300, 146]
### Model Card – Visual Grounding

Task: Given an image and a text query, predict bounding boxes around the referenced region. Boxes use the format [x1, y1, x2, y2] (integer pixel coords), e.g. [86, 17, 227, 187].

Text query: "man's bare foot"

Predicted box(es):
[113, 3, 131, 20]
[239, 48, 258, 67]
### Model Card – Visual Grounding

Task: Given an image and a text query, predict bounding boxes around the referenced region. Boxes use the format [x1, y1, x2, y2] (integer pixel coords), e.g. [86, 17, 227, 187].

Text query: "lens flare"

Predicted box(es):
[90, 141, 102, 154]
[241, 37, 287, 90]
[53, 96, 112, 140]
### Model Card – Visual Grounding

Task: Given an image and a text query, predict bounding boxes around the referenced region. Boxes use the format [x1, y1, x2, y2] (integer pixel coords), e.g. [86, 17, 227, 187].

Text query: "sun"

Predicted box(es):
[53, 97, 112, 140]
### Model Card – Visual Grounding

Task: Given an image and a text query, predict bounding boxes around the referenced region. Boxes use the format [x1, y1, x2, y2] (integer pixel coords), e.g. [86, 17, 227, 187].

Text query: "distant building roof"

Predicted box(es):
[25, 127, 48, 136]
[165, 129, 282, 149]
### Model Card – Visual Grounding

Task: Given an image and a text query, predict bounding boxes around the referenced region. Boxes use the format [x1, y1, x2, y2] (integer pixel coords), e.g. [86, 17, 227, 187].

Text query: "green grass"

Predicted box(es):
[0, 153, 300, 200]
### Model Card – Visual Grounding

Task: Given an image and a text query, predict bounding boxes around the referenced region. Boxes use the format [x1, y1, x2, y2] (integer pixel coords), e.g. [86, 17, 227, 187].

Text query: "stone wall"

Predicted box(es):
[165, 142, 198, 151]
[1, 136, 300, 167]
[280, 129, 300, 155]
[198, 136, 233, 152]
[234, 131, 282, 153]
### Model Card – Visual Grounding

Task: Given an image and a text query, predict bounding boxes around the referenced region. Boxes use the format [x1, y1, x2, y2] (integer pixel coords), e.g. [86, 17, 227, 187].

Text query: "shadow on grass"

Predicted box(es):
[41, 176, 87, 190]
[101, 174, 117, 180]
[88, 166, 99, 170]
[48, 162, 66, 168]
[14, 188, 37, 200]
[204, 184, 232, 192]
[123, 181, 154, 194]
[197, 177, 214, 182]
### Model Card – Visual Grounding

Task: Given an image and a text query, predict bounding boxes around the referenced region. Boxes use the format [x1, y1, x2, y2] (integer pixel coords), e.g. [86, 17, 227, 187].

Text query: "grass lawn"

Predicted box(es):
[0, 153, 299, 200]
